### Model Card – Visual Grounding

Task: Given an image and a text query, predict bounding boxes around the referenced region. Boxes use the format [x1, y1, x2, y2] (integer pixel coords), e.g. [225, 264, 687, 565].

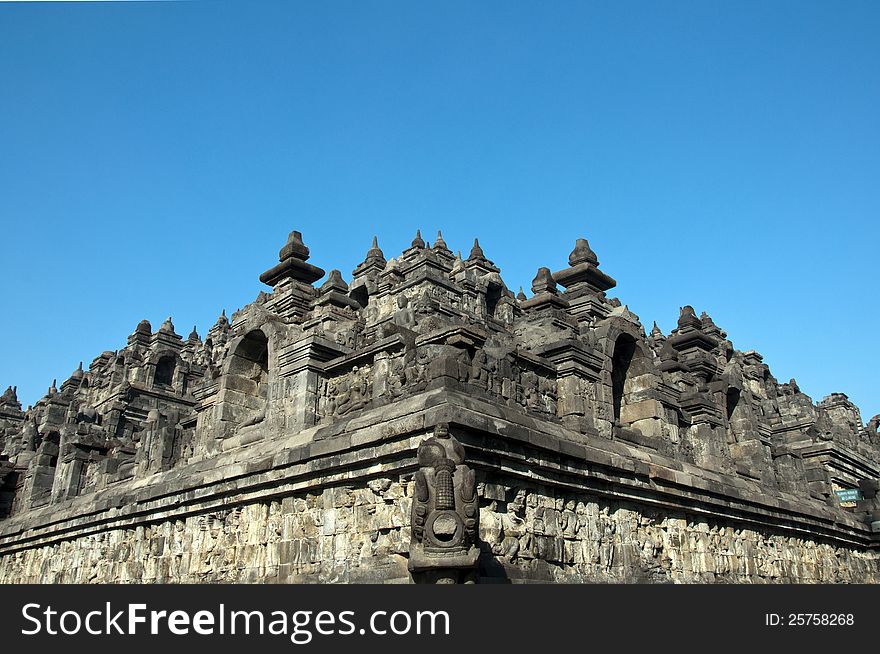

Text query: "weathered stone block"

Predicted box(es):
[620, 399, 665, 424]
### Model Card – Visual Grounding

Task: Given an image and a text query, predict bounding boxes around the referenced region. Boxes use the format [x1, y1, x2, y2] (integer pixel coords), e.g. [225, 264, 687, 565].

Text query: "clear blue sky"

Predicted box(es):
[0, 1, 877, 420]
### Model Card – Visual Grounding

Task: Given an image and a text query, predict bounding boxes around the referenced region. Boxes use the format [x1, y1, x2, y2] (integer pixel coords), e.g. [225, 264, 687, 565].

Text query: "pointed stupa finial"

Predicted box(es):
[412, 229, 425, 249]
[433, 230, 449, 252]
[468, 238, 485, 261]
[368, 235, 384, 259]
[516, 286, 527, 301]
[360, 235, 386, 267]
[188, 325, 200, 342]
[160, 316, 175, 333]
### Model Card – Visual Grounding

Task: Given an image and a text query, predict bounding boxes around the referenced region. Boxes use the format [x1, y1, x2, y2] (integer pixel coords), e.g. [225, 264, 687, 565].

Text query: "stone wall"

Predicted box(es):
[478, 485, 880, 583]
[0, 478, 413, 584]
[3, 474, 878, 584]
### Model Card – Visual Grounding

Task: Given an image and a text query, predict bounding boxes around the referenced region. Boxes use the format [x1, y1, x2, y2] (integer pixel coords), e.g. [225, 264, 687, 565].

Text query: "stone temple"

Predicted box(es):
[1, 229, 879, 583]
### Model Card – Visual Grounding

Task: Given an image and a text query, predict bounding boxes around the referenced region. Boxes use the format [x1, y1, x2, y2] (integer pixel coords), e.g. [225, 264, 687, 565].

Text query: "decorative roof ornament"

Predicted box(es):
[677, 305, 703, 331]
[278, 229, 310, 262]
[353, 236, 387, 283]
[464, 237, 500, 273]
[433, 230, 449, 252]
[260, 229, 325, 287]
[366, 235, 385, 263]
[650, 321, 664, 340]
[552, 236, 616, 298]
[568, 237, 599, 266]
[320, 269, 350, 294]
[468, 238, 486, 261]
[531, 267, 558, 295]
[315, 268, 361, 310]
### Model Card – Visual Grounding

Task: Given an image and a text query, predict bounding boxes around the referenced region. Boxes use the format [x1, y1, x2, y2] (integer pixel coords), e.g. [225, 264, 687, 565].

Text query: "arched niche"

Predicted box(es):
[608, 332, 654, 426]
[485, 281, 504, 319]
[112, 356, 126, 385]
[726, 387, 741, 421]
[611, 334, 636, 422]
[228, 330, 269, 398]
[153, 355, 176, 388]
[216, 329, 271, 435]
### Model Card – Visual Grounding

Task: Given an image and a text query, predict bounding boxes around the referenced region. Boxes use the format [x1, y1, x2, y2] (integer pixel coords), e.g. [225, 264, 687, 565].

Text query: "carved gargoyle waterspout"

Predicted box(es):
[408, 423, 479, 583]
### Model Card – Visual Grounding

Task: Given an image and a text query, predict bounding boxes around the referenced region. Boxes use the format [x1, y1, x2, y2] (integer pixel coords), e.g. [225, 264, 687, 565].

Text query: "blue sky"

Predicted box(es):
[0, 1, 877, 419]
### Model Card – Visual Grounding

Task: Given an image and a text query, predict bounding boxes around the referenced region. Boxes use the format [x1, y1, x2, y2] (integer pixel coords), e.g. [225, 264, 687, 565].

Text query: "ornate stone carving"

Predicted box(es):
[409, 423, 479, 583]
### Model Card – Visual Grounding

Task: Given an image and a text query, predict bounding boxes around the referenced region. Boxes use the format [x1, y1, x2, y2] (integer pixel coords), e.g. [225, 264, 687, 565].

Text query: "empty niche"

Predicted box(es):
[218, 329, 271, 433]
[154, 355, 176, 387]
